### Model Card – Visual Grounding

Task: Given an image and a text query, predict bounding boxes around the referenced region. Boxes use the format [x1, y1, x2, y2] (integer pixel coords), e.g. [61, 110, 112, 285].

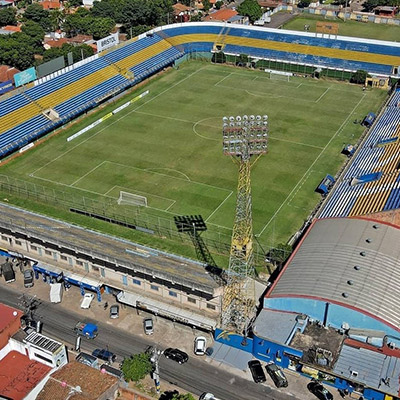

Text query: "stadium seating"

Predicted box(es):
[0, 22, 399, 158]
[319, 89, 400, 218]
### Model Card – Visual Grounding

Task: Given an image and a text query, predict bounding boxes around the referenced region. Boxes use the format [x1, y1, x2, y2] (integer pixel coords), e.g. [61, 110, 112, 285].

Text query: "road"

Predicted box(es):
[0, 284, 296, 400]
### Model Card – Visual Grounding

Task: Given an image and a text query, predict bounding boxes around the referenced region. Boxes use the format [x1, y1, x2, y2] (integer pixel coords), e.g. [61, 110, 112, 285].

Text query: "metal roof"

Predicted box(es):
[268, 217, 400, 331]
[25, 332, 63, 353]
[333, 344, 400, 396]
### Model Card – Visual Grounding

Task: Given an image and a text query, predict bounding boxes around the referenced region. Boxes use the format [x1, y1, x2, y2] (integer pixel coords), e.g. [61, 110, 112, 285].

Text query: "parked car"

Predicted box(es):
[307, 381, 333, 400]
[23, 269, 34, 288]
[163, 348, 189, 364]
[80, 293, 94, 309]
[248, 360, 266, 383]
[265, 362, 288, 388]
[92, 348, 116, 363]
[143, 318, 154, 335]
[199, 393, 221, 400]
[109, 304, 119, 319]
[194, 336, 207, 355]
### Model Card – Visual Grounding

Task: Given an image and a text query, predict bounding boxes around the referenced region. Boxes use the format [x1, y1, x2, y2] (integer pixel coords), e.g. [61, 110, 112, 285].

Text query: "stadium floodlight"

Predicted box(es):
[222, 115, 269, 158]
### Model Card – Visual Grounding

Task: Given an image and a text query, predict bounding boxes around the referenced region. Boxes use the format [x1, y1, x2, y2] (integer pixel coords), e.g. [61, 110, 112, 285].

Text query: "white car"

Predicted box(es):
[194, 336, 207, 355]
[80, 293, 94, 309]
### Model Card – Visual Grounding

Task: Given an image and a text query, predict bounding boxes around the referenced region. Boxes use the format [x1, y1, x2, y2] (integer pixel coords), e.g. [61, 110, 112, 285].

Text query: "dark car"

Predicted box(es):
[265, 362, 288, 388]
[248, 360, 266, 383]
[24, 269, 34, 288]
[163, 348, 189, 364]
[307, 381, 334, 400]
[92, 348, 116, 363]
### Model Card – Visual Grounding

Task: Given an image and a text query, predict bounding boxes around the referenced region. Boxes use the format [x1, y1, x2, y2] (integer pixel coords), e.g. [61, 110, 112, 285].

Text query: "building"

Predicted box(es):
[173, 3, 193, 23]
[36, 361, 119, 400]
[0, 202, 222, 331]
[0, 303, 68, 399]
[216, 217, 400, 400]
[41, 0, 61, 9]
[374, 6, 398, 17]
[204, 8, 249, 24]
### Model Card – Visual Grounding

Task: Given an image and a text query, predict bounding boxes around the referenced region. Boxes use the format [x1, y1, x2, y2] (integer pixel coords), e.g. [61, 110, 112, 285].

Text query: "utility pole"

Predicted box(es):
[150, 346, 162, 394]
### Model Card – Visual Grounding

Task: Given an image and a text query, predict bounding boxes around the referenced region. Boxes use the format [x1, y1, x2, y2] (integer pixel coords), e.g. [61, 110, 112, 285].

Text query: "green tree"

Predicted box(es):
[215, 0, 224, 9]
[121, 353, 152, 382]
[211, 51, 226, 63]
[0, 7, 17, 26]
[171, 394, 196, 400]
[297, 0, 312, 7]
[350, 69, 369, 84]
[42, 46, 64, 62]
[66, 0, 83, 8]
[237, 0, 262, 23]
[202, 0, 211, 12]
[21, 21, 45, 54]
[49, 9, 66, 31]
[89, 16, 115, 40]
[24, 3, 51, 30]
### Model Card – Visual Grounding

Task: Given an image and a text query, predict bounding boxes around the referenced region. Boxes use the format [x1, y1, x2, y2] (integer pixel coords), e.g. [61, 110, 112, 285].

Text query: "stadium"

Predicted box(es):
[1, 21, 400, 400]
[0, 22, 399, 267]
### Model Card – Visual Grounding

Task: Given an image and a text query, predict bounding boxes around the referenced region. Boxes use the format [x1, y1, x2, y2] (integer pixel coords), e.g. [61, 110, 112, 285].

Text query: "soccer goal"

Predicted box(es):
[265, 69, 292, 82]
[117, 191, 148, 207]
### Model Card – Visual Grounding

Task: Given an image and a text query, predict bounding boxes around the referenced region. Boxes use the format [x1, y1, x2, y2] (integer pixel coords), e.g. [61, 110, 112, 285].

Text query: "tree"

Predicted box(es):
[215, 0, 223, 9]
[0, 7, 17, 26]
[237, 0, 262, 23]
[66, 0, 83, 8]
[121, 353, 152, 382]
[89, 16, 115, 40]
[21, 21, 45, 54]
[49, 9, 66, 31]
[202, 0, 211, 12]
[297, 0, 312, 7]
[350, 69, 369, 84]
[24, 3, 51, 31]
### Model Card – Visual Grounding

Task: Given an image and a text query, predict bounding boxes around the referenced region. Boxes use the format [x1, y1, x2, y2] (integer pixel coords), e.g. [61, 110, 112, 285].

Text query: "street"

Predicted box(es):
[0, 283, 298, 400]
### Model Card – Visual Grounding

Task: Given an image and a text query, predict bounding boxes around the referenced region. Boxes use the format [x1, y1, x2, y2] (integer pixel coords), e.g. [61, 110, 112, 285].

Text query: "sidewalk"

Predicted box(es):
[3, 259, 343, 400]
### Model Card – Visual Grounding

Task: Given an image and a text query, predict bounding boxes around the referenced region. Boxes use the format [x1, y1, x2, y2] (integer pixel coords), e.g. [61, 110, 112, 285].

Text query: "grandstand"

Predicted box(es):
[318, 88, 400, 218]
[0, 22, 399, 159]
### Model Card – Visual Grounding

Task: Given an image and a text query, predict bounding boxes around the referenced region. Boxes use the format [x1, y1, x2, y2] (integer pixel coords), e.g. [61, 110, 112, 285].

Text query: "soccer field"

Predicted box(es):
[0, 61, 387, 264]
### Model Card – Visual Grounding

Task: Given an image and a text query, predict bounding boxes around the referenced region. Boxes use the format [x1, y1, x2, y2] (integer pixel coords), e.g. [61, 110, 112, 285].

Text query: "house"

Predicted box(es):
[0, 65, 19, 82]
[204, 8, 249, 24]
[374, 6, 398, 17]
[36, 361, 119, 400]
[41, 0, 61, 9]
[0, 0, 14, 8]
[173, 3, 193, 22]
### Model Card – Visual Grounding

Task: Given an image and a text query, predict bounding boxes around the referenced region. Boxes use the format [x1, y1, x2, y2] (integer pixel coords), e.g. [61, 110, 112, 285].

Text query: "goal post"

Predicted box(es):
[265, 69, 292, 82]
[117, 191, 148, 207]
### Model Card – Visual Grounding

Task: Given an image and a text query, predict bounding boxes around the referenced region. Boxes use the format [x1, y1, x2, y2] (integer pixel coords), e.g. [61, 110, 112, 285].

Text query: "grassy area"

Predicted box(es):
[0, 60, 387, 267]
[283, 14, 400, 42]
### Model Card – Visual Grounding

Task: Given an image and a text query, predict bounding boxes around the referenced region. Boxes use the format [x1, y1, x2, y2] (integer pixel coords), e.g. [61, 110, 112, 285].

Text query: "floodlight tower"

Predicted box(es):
[221, 114, 269, 333]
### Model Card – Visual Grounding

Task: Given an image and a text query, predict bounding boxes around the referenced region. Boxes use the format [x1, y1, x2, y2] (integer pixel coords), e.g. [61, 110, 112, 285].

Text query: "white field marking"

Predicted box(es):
[296, 83, 302, 89]
[104, 185, 117, 196]
[106, 161, 232, 192]
[112, 184, 177, 203]
[256, 92, 366, 237]
[193, 118, 220, 141]
[134, 110, 193, 125]
[287, 169, 314, 206]
[164, 200, 176, 211]
[29, 66, 208, 179]
[214, 72, 232, 87]
[205, 191, 233, 223]
[315, 86, 330, 103]
[269, 136, 324, 150]
[71, 161, 106, 187]
[144, 167, 191, 181]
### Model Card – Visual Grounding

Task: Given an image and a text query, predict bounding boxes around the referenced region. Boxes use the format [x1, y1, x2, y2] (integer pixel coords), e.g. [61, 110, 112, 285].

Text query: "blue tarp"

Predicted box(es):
[316, 174, 335, 195]
[363, 112, 376, 127]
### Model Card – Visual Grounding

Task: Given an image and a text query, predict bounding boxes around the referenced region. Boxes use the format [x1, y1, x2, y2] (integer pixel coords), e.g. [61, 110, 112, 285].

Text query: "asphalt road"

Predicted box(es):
[0, 284, 296, 400]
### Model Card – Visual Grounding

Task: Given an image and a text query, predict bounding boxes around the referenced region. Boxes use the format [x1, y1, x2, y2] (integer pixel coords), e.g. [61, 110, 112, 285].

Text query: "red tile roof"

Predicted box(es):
[0, 303, 23, 332]
[0, 351, 52, 400]
[3, 25, 21, 32]
[37, 361, 118, 400]
[204, 8, 238, 21]
[173, 2, 191, 13]
[45, 38, 68, 48]
[42, 0, 61, 9]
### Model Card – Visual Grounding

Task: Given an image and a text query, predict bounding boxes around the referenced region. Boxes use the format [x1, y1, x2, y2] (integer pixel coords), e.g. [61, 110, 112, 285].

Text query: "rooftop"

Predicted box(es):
[268, 217, 400, 333]
[0, 350, 52, 400]
[204, 8, 238, 21]
[37, 361, 118, 400]
[333, 342, 400, 396]
[291, 322, 345, 370]
[0, 303, 23, 333]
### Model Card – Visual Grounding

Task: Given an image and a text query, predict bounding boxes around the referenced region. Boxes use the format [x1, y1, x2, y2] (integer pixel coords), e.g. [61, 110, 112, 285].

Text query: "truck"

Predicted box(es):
[74, 322, 98, 339]
[50, 283, 63, 303]
[1, 261, 15, 283]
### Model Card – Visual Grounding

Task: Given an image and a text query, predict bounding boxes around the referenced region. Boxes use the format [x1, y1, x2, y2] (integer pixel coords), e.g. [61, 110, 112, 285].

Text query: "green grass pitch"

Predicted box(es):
[0, 61, 387, 265]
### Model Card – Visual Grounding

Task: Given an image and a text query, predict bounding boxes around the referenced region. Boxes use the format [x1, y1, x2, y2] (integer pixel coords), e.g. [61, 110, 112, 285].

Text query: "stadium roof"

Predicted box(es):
[267, 217, 400, 332]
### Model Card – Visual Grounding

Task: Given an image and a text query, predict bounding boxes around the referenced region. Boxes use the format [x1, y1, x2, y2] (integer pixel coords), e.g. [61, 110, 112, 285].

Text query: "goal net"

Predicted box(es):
[265, 69, 292, 82]
[117, 191, 147, 207]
